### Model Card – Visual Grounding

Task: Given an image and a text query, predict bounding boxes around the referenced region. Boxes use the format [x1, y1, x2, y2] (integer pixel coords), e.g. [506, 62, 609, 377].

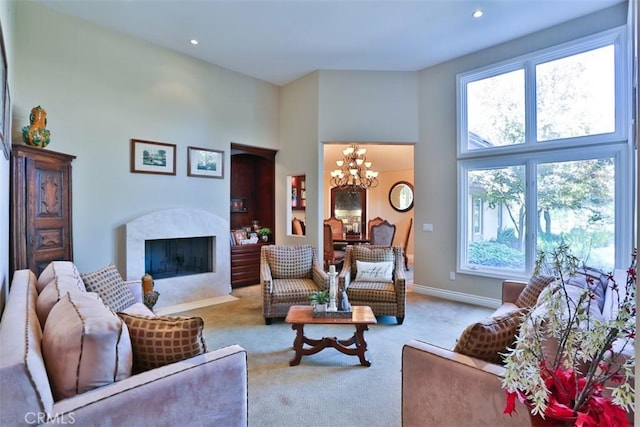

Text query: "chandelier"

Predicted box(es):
[329, 144, 379, 190]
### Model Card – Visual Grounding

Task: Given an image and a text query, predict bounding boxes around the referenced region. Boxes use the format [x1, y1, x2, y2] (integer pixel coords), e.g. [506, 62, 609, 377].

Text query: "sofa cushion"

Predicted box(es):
[42, 291, 132, 401]
[36, 275, 87, 327]
[515, 275, 555, 308]
[81, 264, 136, 312]
[266, 245, 313, 279]
[36, 261, 85, 294]
[118, 313, 207, 373]
[453, 307, 529, 365]
[355, 260, 393, 282]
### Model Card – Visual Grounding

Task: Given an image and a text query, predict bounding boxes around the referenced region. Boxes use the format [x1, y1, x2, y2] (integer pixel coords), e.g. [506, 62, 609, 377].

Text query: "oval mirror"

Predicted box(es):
[389, 181, 414, 212]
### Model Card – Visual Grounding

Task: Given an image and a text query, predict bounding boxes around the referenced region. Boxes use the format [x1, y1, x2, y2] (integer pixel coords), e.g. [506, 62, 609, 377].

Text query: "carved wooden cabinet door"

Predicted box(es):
[10, 144, 75, 276]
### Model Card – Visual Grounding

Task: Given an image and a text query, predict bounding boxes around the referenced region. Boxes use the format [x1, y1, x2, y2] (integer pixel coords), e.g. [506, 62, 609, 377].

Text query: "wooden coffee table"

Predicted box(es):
[284, 305, 377, 367]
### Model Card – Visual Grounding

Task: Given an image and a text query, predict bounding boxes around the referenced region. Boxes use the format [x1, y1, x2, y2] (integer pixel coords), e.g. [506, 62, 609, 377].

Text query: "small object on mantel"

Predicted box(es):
[22, 105, 51, 148]
[141, 273, 160, 310]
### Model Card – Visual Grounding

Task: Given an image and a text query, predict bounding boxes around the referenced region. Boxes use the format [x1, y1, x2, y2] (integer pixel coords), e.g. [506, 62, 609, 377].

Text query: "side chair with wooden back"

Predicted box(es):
[403, 218, 413, 270]
[369, 220, 396, 246]
[367, 216, 384, 239]
[323, 223, 345, 271]
[324, 216, 346, 251]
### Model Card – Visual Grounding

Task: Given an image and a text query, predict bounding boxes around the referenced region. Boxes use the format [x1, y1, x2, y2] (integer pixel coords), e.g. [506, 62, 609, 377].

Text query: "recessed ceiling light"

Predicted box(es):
[190, 39, 199, 45]
[472, 9, 484, 18]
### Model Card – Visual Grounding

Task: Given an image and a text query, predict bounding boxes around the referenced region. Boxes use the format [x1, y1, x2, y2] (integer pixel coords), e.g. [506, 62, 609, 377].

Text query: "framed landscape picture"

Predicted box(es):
[187, 146, 224, 178]
[130, 139, 176, 175]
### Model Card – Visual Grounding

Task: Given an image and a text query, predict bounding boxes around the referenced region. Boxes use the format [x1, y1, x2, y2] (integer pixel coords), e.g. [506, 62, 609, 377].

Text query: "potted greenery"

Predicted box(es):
[502, 243, 636, 426]
[309, 290, 330, 312]
[258, 227, 271, 242]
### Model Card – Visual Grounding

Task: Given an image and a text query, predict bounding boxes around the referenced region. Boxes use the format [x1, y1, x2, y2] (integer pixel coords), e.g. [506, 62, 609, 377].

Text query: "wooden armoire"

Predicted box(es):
[10, 144, 75, 277]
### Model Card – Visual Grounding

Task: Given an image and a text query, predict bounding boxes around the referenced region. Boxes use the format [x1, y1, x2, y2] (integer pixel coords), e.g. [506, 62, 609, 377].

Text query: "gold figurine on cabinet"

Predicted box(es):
[22, 105, 51, 148]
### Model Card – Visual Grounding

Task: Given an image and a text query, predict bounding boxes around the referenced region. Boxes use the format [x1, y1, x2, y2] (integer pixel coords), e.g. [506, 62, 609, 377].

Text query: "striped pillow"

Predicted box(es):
[42, 292, 132, 400]
[118, 313, 207, 373]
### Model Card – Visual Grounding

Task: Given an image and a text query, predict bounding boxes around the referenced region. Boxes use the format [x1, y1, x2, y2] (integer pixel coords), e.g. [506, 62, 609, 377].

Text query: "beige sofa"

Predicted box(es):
[0, 267, 248, 426]
[402, 271, 633, 426]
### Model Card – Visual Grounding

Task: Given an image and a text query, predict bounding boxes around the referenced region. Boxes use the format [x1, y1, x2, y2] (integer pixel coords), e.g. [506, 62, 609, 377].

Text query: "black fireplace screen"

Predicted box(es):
[144, 236, 213, 279]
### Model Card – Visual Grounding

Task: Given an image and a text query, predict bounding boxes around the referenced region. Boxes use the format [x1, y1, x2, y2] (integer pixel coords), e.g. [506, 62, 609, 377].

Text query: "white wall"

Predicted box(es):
[0, 0, 14, 313]
[416, 3, 629, 300]
[13, 2, 279, 276]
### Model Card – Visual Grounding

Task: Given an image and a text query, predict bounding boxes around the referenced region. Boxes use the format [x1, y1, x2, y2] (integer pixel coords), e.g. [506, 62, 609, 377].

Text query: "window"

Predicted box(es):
[457, 27, 633, 278]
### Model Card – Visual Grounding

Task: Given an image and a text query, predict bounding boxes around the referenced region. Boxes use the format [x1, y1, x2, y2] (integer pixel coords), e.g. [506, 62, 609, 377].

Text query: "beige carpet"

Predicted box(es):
[174, 282, 494, 427]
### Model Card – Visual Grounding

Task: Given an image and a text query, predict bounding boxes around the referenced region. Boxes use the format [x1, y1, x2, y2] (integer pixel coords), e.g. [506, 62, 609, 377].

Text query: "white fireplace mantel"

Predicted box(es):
[125, 208, 231, 308]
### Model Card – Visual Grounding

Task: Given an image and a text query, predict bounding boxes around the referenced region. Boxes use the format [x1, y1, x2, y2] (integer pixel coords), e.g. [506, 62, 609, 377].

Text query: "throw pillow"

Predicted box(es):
[266, 245, 313, 279]
[355, 260, 393, 282]
[36, 261, 85, 294]
[81, 264, 136, 312]
[453, 307, 529, 365]
[42, 292, 132, 400]
[118, 313, 207, 373]
[350, 246, 394, 279]
[36, 275, 87, 328]
[515, 275, 555, 308]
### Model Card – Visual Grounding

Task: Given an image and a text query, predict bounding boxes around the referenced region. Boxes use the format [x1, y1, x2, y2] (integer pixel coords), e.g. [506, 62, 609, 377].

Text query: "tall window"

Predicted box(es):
[457, 27, 632, 278]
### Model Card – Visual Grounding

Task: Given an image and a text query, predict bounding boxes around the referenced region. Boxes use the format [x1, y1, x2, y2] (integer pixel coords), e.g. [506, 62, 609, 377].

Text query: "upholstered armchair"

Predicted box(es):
[338, 245, 406, 324]
[261, 245, 329, 325]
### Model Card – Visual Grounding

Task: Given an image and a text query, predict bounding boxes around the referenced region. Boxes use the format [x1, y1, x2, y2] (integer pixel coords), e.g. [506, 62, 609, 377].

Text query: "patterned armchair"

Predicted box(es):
[261, 245, 329, 325]
[338, 245, 406, 324]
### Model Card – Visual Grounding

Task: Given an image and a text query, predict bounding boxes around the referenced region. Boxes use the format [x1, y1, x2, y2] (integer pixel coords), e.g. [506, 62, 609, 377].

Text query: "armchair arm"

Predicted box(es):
[311, 262, 329, 289]
[50, 345, 248, 427]
[501, 280, 527, 305]
[338, 263, 351, 289]
[260, 247, 273, 294]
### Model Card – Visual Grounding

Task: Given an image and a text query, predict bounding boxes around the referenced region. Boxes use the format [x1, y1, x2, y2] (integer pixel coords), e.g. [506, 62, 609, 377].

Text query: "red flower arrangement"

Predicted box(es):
[502, 244, 636, 426]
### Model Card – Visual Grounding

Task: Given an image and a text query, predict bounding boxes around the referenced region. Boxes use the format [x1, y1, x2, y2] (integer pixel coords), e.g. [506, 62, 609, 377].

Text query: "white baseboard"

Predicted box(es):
[412, 284, 500, 309]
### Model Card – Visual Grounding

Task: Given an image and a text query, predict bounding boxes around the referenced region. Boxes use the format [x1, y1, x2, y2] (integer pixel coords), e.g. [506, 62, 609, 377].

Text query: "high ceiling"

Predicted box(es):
[35, 0, 624, 86]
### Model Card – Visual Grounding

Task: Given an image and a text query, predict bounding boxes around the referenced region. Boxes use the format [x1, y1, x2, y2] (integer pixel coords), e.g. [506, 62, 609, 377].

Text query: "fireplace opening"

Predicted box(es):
[145, 236, 214, 279]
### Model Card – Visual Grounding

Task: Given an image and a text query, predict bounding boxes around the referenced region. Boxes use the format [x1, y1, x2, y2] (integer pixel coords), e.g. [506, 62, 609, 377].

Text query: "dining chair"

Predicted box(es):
[324, 216, 346, 251]
[292, 217, 304, 235]
[323, 224, 345, 271]
[369, 220, 396, 246]
[402, 218, 413, 270]
[367, 216, 384, 238]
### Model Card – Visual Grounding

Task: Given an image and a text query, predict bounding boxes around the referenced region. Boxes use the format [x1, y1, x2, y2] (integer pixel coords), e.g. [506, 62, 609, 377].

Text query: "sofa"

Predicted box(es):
[402, 269, 633, 427]
[0, 263, 248, 426]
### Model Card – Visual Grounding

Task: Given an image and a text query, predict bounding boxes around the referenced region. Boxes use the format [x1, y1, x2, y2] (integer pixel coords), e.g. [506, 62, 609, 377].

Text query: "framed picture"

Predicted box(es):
[130, 139, 176, 175]
[232, 230, 248, 244]
[0, 23, 8, 161]
[187, 146, 224, 179]
[231, 197, 248, 213]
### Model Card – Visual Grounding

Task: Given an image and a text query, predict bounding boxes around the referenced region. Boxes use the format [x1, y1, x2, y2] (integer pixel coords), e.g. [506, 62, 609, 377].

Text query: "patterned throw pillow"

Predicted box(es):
[515, 275, 555, 308]
[453, 308, 529, 365]
[118, 313, 207, 373]
[81, 264, 136, 312]
[267, 245, 314, 279]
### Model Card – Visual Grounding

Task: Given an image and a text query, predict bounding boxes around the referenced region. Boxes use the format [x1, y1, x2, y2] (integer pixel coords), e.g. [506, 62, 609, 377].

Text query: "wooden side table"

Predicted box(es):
[284, 305, 377, 367]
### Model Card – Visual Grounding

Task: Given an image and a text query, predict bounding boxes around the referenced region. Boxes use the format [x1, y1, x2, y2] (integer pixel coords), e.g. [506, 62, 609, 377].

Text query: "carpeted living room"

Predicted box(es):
[0, 1, 637, 426]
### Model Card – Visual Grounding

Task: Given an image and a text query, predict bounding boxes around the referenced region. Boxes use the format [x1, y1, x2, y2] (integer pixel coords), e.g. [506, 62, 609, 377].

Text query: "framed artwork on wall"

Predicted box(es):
[187, 146, 224, 178]
[0, 23, 8, 161]
[130, 139, 176, 175]
[231, 197, 248, 213]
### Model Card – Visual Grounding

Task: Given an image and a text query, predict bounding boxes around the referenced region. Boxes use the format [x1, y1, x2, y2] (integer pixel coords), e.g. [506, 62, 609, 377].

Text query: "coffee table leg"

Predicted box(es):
[354, 325, 371, 367]
[289, 323, 304, 366]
